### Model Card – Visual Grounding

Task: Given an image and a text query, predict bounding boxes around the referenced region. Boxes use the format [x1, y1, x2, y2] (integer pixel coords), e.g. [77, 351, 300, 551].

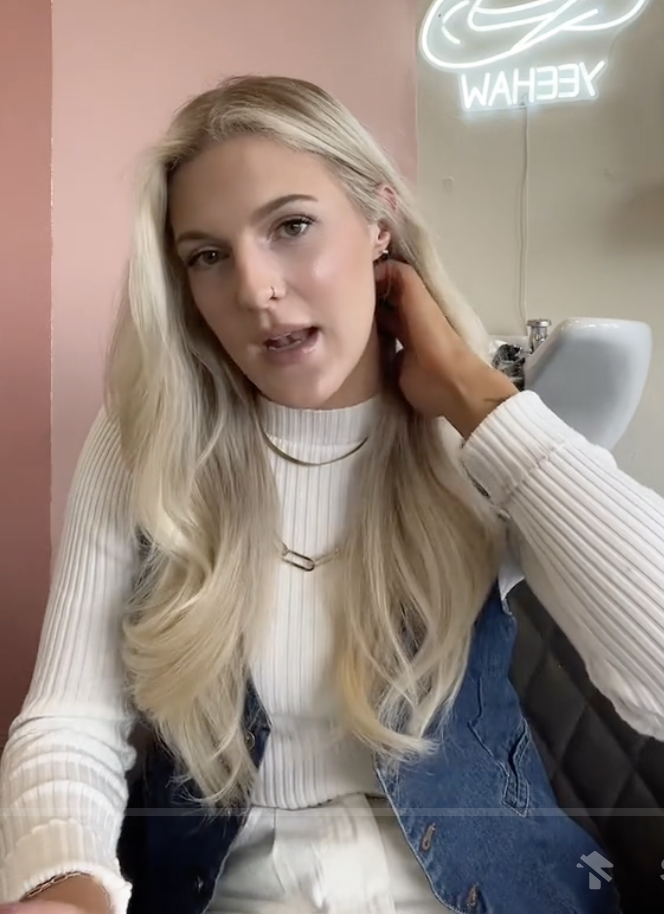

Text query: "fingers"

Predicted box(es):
[374, 259, 424, 298]
[375, 259, 406, 344]
[377, 331, 406, 399]
[375, 301, 400, 337]
[374, 260, 436, 333]
[374, 258, 403, 304]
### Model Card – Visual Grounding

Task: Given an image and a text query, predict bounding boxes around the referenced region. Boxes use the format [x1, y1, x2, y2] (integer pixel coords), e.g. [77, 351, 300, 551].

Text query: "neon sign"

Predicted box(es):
[420, 1, 650, 112]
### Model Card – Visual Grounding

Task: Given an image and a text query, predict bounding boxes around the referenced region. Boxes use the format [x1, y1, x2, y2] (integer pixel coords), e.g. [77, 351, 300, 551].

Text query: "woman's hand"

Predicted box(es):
[375, 260, 518, 439]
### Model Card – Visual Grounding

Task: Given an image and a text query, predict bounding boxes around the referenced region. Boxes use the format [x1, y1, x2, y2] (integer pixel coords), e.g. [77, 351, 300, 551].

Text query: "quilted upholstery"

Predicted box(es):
[508, 581, 664, 914]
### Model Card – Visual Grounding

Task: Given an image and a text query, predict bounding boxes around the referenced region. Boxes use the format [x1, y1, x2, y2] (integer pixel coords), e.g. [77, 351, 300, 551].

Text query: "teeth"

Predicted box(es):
[267, 329, 311, 350]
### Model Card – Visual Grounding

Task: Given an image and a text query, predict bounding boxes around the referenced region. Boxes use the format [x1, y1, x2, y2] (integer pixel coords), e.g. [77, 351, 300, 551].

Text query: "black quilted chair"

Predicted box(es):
[508, 581, 664, 913]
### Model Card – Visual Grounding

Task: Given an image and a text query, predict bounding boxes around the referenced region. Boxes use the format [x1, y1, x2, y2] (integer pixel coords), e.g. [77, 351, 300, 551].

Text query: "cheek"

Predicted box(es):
[300, 237, 375, 313]
[188, 276, 239, 348]
[307, 230, 367, 279]
[188, 271, 222, 313]
[189, 272, 227, 322]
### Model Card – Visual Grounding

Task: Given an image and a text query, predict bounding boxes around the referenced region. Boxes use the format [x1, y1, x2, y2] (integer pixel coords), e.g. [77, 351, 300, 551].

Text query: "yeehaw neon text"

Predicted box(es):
[460, 60, 605, 111]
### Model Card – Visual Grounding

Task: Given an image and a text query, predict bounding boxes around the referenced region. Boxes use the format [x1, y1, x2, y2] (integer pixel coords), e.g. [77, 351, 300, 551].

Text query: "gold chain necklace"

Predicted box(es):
[260, 426, 369, 468]
[260, 425, 366, 570]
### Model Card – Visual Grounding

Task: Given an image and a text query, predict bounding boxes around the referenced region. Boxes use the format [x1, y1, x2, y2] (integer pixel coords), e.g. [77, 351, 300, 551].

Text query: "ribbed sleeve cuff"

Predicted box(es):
[0, 820, 131, 913]
[460, 391, 584, 509]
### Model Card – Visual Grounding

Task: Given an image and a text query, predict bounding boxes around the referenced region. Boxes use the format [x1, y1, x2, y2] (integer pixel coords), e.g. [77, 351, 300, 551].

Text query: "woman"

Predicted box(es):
[1, 75, 663, 914]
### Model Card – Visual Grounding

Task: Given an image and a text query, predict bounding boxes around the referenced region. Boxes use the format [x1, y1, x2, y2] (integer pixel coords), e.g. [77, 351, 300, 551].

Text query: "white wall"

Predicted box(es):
[416, 0, 664, 492]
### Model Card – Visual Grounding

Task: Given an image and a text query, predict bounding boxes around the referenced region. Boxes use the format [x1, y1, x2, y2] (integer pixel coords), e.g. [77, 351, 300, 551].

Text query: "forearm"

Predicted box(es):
[462, 391, 664, 737]
[0, 409, 138, 913]
[0, 722, 134, 913]
[434, 346, 518, 440]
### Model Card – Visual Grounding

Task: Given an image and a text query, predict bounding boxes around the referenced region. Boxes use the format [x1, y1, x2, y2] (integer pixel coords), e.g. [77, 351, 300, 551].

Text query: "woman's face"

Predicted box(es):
[169, 136, 391, 409]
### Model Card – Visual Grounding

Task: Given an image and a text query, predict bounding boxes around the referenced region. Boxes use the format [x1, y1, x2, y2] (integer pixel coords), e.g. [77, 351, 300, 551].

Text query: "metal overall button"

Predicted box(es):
[420, 823, 436, 852]
[466, 884, 479, 908]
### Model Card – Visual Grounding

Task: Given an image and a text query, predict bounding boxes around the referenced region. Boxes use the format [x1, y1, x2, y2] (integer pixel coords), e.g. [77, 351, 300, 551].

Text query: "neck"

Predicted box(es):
[323, 327, 385, 409]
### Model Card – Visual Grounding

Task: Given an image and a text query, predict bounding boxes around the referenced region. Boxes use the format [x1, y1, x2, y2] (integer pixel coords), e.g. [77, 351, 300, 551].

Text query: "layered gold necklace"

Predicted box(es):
[260, 427, 368, 571]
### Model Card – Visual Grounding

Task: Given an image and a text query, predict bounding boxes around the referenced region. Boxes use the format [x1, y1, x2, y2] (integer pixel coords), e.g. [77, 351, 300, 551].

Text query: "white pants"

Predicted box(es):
[209, 795, 449, 914]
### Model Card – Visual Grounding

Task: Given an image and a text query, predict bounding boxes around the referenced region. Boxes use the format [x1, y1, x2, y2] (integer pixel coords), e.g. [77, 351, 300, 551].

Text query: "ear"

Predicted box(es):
[370, 184, 398, 261]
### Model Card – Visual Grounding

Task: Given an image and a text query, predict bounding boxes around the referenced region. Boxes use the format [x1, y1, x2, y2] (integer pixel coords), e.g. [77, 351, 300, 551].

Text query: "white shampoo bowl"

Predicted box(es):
[523, 318, 652, 450]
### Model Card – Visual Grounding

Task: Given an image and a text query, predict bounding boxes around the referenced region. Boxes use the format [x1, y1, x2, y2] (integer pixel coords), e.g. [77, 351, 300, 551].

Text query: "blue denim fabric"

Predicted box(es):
[118, 585, 621, 914]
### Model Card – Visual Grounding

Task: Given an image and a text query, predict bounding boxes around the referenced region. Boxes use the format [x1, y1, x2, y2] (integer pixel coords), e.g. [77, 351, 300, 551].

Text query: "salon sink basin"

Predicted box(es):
[493, 318, 652, 450]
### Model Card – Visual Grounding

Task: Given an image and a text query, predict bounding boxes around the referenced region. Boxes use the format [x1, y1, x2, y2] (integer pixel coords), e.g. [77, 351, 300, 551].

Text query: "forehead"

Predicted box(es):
[169, 135, 347, 228]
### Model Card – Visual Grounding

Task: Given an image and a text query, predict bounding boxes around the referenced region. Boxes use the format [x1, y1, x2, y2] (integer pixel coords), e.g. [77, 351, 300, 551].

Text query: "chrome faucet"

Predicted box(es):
[492, 318, 552, 390]
[527, 319, 552, 352]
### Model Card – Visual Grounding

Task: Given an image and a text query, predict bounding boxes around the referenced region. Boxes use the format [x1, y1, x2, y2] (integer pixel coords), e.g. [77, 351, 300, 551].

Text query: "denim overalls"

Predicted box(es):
[118, 585, 620, 914]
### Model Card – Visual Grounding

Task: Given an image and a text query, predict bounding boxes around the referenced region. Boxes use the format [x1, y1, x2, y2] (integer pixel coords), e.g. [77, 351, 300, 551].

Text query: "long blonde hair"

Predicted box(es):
[108, 75, 502, 806]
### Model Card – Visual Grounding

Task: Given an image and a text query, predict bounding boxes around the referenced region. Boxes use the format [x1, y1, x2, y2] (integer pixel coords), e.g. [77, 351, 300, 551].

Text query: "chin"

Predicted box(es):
[260, 374, 353, 411]
[273, 387, 342, 411]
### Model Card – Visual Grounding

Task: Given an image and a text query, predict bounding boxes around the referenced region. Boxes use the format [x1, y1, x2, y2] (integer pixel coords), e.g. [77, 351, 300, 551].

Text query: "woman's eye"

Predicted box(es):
[278, 217, 313, 239]
[188, 249, 223, 268]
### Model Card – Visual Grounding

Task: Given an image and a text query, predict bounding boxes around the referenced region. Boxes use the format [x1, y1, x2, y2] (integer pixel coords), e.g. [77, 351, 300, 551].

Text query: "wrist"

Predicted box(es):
[23, 874, 111, 914]
[440, 363, 518, 439]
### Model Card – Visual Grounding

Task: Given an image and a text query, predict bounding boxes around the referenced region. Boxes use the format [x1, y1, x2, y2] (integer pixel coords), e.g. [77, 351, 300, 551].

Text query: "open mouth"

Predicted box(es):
[264, 327, 319, 352]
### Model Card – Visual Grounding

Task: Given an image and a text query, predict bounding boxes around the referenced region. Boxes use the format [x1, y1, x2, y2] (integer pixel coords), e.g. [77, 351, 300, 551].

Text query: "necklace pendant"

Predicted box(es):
[282, 547, 317, 572]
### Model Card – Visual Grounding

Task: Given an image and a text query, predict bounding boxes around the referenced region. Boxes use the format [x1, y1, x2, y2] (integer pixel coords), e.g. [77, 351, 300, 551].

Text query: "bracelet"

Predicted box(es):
[23, 871, 87, 898]
[22, 871, 111, 907]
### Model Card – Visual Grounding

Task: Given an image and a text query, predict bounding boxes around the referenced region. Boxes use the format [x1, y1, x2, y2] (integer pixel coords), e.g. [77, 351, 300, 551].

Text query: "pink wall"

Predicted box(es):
[0, 1, 52, 740]
[0, 1, 418, 734]
[51, 0, 418, 540]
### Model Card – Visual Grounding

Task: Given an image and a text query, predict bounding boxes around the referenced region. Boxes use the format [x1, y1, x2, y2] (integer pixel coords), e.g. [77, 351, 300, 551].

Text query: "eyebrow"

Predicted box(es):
[174, 193, 319, 246]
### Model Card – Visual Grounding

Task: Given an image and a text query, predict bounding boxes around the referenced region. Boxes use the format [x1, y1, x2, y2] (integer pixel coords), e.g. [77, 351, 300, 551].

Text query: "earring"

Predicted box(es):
[377, 249, 390, 262]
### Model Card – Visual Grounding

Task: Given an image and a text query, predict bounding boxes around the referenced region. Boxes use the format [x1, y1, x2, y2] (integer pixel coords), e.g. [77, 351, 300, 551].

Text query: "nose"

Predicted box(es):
[233, 243, 280, 311]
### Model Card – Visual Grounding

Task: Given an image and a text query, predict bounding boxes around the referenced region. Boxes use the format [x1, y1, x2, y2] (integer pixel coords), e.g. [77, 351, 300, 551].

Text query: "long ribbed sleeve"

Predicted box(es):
[0, 410, 138, 911]
[462, 391, 664, 741]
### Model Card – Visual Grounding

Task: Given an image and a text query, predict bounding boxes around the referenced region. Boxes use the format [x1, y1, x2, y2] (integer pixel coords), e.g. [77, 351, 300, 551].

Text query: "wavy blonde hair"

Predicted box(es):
[107, 75, 503, 806]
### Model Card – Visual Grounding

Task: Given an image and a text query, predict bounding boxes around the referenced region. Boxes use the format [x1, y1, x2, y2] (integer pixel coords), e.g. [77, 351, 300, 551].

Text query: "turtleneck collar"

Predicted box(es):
[259, 395, 380, 445]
